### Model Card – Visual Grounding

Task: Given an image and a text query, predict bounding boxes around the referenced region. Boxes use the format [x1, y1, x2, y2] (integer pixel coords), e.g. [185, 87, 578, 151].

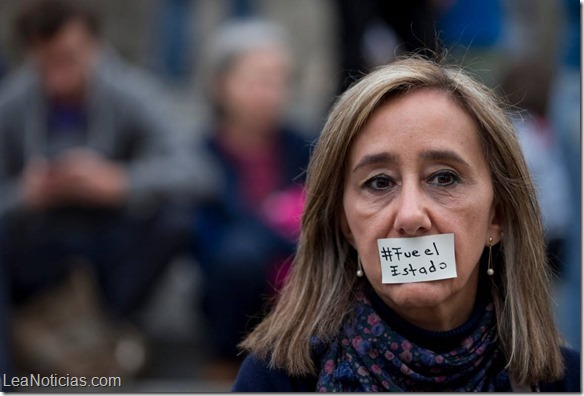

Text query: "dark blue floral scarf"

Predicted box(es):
[315, 292, 511, 392]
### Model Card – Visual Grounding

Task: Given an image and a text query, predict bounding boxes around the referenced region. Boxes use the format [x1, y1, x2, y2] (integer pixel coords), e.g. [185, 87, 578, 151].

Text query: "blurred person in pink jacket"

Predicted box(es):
[190, 19, 312, 380]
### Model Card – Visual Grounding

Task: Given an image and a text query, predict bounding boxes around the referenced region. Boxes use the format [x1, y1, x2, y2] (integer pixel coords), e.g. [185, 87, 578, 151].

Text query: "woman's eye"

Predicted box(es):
[364, 175, 394, 191]
[428, 170, 460, 186]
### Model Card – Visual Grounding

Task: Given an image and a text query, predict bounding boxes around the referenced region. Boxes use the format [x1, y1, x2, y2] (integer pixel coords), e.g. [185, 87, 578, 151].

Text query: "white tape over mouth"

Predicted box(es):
[377, 233, 457, 284]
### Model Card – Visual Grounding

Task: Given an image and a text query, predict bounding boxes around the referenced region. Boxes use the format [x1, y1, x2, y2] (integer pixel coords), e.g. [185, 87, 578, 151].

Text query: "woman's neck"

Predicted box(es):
[368, 269, 490, 333]
[391, 296, 476, 331]
[367, 281, 489, 352]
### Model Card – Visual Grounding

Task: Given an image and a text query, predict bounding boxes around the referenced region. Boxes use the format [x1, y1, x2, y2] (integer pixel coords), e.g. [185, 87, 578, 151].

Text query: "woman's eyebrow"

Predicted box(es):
[420, 149, 471, 169]
[351, 149, 471, 173]
[352, 152, 398, 173]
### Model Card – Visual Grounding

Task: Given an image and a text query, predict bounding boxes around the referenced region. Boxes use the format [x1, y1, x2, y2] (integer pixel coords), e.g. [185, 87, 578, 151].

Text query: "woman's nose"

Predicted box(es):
[392, 183, 432, 236]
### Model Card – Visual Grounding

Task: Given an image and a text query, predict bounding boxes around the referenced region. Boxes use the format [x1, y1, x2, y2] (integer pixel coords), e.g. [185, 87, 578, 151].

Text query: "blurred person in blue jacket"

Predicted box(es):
[0, 0, 218, 375]
[548, 0, 580, 352]
[436, 0, 504, 87]
[190, 19, 312, 380]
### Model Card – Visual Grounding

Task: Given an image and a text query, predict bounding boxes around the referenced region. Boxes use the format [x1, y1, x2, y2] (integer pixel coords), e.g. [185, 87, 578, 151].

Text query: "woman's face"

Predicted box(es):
[341, 89, 502, 330]
[219, 47, 291, 128]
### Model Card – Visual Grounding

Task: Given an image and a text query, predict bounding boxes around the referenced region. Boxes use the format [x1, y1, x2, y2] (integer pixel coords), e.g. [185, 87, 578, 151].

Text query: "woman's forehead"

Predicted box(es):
[346, 89, 486, 169]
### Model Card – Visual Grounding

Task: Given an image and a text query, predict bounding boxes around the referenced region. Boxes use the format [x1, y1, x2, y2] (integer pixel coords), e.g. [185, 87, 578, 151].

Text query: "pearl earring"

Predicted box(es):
[487, 237, 494, 276]
[357, 257, 364, 277]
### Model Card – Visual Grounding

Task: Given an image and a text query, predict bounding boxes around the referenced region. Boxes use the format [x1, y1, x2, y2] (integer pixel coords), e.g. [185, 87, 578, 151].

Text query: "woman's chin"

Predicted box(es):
[376, 279, 454, 309]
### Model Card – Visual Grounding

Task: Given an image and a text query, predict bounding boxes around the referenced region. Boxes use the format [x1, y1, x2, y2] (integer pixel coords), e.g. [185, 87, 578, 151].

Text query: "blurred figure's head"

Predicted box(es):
[15, 0, 101, 102]
[206, 19, 293, 133]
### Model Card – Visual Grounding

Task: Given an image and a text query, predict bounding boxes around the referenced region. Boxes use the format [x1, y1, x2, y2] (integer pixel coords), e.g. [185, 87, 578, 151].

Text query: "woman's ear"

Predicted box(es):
[488, 203, 504, 244]
[340, 210, 356, 248]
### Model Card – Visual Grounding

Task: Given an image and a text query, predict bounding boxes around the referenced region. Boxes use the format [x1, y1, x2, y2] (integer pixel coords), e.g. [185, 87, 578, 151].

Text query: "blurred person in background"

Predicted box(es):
[549, 0, 580, 352]
[190, 19, 311, 381]
[501, 62, 571, 279]
[334, 0, 441, 94]
[0, 0, 217, 379]
[436, 0, 504, 87]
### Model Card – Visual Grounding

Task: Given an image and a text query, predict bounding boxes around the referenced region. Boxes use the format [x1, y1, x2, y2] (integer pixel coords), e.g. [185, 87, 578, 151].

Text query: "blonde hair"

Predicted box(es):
[241, 56, 564, 386]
